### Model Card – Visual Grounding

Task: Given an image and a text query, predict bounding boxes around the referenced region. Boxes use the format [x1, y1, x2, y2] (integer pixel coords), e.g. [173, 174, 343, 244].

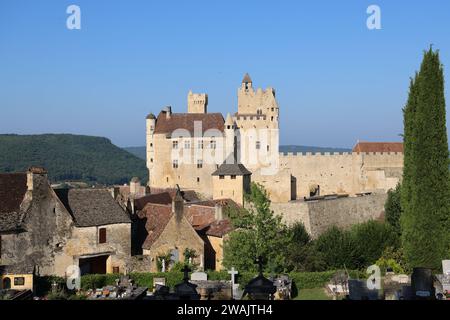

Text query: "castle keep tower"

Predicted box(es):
[187, 90, 208, 114]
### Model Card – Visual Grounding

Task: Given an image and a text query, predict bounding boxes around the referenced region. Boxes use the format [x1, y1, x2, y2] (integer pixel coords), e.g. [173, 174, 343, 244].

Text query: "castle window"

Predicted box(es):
[184, 140, 190, 149]
[151, 158, 153, 163]
[271, 108, 274, 112]
[267, 145, 270, 152]
[231, 175, 236, 180]
[271, 116, 274, 121]
[173, 160, 178, 168]
[256, 141, 261, 150]
[197, 177, 200, 183]
[172, 141, 178, 149]
[166, 177, 169, 182]
[197, 160, 203, 169]
[99, 228, 107, 244]
[219, 175, 225, 180]
[198, 140, 204, 149]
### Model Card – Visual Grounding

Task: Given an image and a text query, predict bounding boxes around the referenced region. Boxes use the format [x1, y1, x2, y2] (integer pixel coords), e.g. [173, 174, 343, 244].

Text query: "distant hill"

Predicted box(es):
[123, 145, 352, 161]
[0, 134, 148, 185]
[124, 146, 147, 160]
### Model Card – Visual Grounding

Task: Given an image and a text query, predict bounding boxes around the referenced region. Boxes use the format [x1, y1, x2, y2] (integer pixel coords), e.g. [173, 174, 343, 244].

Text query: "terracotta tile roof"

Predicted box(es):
[0, 173, 28, 233]
[352, 142, 403, 153]
[203, 219, 233, 237]
[185, 198, 239, 227]
[186, 205, 215, 227]
[134, 192, 173, 211]
[154, 112, 224, 135]
[54, 188, 131, 227]
[138, 204, 173, 250]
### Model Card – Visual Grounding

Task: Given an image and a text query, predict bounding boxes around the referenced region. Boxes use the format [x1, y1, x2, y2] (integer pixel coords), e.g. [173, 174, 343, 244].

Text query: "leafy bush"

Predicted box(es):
[314, 226, 360, 270]
[351, 220, 400, 267]
[385, 184, 402, 234]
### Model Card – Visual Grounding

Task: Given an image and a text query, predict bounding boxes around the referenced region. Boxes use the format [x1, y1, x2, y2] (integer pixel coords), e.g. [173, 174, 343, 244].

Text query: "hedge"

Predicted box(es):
[37, 270, 367, 296]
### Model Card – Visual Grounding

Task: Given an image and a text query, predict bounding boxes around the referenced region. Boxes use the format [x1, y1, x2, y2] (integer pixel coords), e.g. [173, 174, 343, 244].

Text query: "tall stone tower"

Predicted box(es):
[187, 90, 208, 114]
[235, 73, 280, 171]
[146, 113, 156, 186]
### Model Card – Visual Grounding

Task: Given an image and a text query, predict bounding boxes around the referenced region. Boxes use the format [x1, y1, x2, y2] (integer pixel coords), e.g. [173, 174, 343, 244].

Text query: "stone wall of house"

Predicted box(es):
[54, 223, 131, 276]
[271, 193, 387, 238]
[143, 214, 205, 272]
[1, 172, 74, 276]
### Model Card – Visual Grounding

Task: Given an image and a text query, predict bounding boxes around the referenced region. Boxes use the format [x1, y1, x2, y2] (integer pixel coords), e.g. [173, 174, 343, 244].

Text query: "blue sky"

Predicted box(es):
[1, 0, 449, 148]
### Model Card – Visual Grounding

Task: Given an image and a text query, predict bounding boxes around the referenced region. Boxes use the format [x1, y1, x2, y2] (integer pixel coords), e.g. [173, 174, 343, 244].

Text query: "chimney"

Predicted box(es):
[130, 177, 141, 198]
[215, 203, 223, 221]
[172, 185, 184, 222]
[164, 106, 172, 119]
[27, 166, 48, 191]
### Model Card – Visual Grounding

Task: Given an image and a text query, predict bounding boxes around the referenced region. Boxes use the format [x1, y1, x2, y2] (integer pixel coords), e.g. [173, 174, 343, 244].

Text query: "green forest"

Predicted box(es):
[0, 134, 148, 185]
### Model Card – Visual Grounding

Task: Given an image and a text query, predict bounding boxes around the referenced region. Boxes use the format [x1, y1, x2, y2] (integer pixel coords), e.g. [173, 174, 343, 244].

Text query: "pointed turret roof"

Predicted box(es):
[225, 113, 233, 126]
[242, 73, 252, 83]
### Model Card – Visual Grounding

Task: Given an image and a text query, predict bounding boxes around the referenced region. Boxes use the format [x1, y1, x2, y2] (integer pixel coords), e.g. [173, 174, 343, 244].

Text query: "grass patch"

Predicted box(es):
[294, 288, 331, 300]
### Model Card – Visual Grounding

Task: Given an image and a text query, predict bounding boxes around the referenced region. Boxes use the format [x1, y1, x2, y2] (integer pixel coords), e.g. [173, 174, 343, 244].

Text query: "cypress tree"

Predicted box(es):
[401, 48, 450, 270]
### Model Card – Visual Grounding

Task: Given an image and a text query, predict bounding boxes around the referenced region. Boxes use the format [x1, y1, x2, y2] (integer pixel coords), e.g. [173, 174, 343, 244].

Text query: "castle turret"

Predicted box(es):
[187, 90, 208, 114]
[146, 113, 156, 186]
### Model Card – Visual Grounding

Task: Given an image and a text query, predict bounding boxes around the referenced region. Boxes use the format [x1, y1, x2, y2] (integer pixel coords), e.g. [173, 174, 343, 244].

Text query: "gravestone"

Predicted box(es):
[348, 279, 379, 300]
[153, 277, 166, 289]
[191, 272, 208, 281]
[435, 260, 450, 296]
[411, 268, 435, 300]
[443, 260, 450, 275]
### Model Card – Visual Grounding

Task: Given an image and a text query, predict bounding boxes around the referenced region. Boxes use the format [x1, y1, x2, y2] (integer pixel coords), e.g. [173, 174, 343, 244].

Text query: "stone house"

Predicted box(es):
[0, 167, 131, 278]
[137, 190, 205, 272]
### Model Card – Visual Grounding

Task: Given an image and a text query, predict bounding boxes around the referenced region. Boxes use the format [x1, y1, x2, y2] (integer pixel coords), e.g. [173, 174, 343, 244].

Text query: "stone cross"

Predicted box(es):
[228, 267, 239, 300]
[228, 267, 238, 285]
[182, 265, 191, 282]
[161, 258, 166, 273]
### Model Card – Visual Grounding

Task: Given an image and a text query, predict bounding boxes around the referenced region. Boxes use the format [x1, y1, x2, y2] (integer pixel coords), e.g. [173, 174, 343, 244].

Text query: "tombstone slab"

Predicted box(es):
[191, 272, 208, 281]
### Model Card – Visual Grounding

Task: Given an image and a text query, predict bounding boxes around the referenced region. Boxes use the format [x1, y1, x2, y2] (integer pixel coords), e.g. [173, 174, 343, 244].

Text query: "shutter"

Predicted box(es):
[99, 228, 107, 244]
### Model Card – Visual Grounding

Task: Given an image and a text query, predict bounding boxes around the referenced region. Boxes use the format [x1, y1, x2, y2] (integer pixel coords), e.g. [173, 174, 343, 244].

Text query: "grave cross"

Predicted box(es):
[181, 265, 191, 282]
[228, 267, 238, 285]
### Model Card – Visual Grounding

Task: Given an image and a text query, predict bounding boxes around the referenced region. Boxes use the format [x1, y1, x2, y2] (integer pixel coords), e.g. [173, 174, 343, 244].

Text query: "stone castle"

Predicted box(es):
[146, 74, 404, 205]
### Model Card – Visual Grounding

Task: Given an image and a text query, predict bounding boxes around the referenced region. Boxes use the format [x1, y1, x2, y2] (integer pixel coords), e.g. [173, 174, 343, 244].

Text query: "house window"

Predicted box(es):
[14, 277, 25, 286]
[231, 175, 236, 180]
[99, 228, 107, 244]
[113, 267, 120, 274]
[197, 160, 203, 169]
[150, 158, 153, 163]
[172, 141, 178, 149]
[219, 175, 225, 180]
[184, 140, 190, 149]
[173, 160, 179, 168]
[256, 141, 261, 150]
[198, 140, 204, 149]
[210, 139, 216, 149]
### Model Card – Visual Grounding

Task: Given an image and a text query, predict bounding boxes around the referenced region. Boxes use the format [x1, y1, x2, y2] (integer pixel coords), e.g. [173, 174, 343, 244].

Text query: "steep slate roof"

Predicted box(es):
[242, 73, 252, 83]
[212, 163, 252, 176]
[352, 142, 403, 153]
[0, 173, 28, 233]
[138, 204, 173, 250]
[154, 112, 224, 135]
[54, 188, 131, 227]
